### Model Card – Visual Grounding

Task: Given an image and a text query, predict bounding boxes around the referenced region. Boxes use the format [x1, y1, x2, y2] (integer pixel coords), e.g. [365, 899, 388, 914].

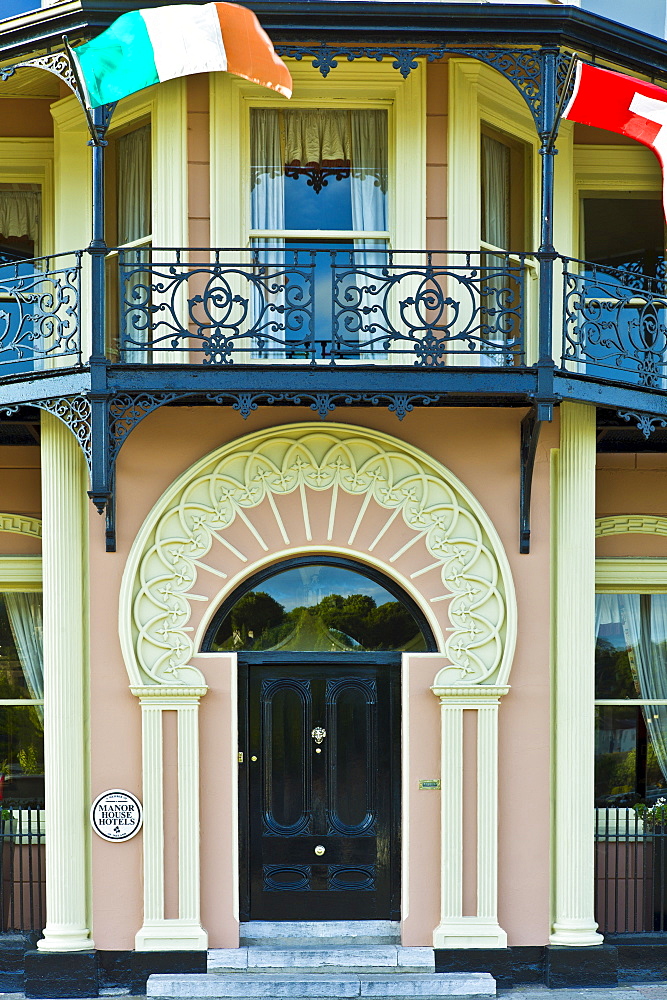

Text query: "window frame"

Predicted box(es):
[210, 59, 426, 252]
[0, 555, 42, 711]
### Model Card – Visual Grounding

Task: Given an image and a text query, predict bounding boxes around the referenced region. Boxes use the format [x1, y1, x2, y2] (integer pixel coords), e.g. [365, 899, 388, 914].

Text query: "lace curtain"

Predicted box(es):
[0, 187, 41, 257]
[4, 592, 43, 721]
[117, 125, 152, 362]
[596, 593, 667, 786]
[481, 134, 512, 364]
[250, 109, 387, 358]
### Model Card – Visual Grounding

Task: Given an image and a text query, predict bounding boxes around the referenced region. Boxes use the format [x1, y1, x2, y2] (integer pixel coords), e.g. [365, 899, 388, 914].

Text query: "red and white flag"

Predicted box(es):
[563, 61, 667, 219]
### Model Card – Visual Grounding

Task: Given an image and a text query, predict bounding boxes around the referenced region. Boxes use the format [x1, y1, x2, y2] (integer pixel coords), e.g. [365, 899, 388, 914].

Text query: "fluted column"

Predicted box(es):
[38, 413, 93, 952]
[550, 401, 603, 946]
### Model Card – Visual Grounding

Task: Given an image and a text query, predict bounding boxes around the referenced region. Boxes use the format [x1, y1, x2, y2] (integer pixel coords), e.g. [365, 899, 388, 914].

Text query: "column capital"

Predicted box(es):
[432, 684, 510, 705]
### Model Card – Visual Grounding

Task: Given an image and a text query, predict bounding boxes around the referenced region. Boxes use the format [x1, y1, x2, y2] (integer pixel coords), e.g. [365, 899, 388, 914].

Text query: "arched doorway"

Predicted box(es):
[203, 556, 436, 921]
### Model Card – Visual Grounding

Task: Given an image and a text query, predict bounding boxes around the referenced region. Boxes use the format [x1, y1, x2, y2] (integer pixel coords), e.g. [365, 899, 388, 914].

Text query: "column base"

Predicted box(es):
[545, 944, 618, 988]
[25, 950, 98, 999]
[37, 927, 95, 953]
[433, 918, 508, 949]
[135, 919, 208, 951]
[549, 919, 604, 947]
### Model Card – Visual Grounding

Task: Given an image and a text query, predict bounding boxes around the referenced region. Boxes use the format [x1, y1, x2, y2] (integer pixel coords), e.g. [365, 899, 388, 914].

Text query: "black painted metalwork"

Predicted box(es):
[595, 807, 667, 934]
[618, 410, 667, 441]
[0, 253, 83, 372]
[561, 257, 667, 391]
[115, 247, 527, 366]
[277, 43, 545, 127]
[0, 800, 45, 934]
[520, 402, 552, 556]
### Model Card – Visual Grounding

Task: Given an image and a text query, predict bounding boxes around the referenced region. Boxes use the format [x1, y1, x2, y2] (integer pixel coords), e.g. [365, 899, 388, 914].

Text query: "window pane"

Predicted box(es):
[251, 109, 387, 232]
[0, 705, 44, 806]
[595, 705, 666, 806]
[208, 562, 428, 652]
[0, 594, 42, 700]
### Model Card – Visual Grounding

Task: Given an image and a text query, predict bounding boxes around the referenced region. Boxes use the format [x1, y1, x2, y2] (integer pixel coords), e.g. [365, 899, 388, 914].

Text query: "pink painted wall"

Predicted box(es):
[88, 404, 554, 949]
[596, 454, 667, 558]
[0, 446, 41, 555]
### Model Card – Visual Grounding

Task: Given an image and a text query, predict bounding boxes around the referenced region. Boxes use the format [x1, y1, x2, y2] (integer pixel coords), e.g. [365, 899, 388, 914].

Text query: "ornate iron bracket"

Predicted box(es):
[277, 43, 545, 127]
[618, 409, 667, 440]
[100, 389, 448, 551]
[520, 401, 553, 554]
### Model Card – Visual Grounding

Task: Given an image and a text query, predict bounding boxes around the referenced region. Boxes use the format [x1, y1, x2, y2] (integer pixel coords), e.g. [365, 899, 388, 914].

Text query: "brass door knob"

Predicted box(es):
[314, 845, 325, 856]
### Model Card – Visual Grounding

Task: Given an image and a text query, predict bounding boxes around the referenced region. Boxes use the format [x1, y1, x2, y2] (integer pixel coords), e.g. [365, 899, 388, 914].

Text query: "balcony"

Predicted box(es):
[2, 246, 667, 422]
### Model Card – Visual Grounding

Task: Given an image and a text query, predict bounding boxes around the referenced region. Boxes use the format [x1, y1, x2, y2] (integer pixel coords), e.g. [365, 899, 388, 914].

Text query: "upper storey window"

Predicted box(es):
[0, 185, 40, 263]
[250, 109, 388, 236]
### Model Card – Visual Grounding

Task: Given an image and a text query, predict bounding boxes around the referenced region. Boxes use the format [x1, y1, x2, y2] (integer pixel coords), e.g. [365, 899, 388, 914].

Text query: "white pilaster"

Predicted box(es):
[550, 401, 603, 947]
[134, 691, 207, 951]
[38, 413, 93, 952]
[432, 688, 508, 949]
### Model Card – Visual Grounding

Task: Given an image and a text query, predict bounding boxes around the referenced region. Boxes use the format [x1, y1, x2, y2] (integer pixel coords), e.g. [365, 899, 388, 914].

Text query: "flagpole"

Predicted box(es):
[545, 51, 578, 154]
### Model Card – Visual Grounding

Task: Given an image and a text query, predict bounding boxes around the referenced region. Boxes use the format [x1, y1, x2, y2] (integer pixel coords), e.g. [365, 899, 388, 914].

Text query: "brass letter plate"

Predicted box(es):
[418, 779, 441, 790]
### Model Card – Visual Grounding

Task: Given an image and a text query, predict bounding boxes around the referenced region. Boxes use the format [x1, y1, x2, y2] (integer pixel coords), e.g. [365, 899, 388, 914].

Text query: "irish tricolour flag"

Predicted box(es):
[71, 2, 292, 109]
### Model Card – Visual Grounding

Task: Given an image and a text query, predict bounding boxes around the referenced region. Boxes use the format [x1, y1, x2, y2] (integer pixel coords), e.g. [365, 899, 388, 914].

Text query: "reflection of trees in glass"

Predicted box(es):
[595, 638, 637, 699]
[213, 589, 424, 652]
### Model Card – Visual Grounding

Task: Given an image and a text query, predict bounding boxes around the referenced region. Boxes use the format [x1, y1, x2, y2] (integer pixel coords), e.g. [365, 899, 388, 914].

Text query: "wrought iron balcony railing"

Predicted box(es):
[0, 251, 83, 376]
[113, 247, 528, 367]
[561, 256, 667, 391]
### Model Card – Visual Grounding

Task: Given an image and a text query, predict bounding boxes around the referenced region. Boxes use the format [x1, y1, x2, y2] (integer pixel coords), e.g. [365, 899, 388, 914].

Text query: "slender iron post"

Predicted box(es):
[537, 46, 558, 376]
[87, 104, 114, 542]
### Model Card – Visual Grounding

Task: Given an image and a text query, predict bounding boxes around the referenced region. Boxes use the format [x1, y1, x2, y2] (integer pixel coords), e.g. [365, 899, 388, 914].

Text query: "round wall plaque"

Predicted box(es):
[90, 789, 143, 842]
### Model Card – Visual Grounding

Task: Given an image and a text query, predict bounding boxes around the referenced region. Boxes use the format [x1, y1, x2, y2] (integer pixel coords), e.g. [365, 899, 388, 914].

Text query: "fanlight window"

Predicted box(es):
[204, 558, 432, 653]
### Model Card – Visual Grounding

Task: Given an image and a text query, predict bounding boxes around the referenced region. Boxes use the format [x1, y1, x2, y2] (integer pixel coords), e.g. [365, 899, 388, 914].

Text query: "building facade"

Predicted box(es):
[1, 0, 667, 994]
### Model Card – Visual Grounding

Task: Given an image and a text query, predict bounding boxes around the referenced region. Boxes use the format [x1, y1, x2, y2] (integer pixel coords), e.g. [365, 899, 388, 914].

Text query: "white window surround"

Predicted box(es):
[447, 59, 542, 365]
[210, 59, 425, 252]
[0, 554, 43, 712]
[0, 139, 53, 258]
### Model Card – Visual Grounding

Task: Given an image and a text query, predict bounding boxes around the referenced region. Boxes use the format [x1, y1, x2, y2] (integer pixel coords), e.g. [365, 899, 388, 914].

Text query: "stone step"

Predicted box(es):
[208, 945, 435, 970]
[147, 971, 495, 998]
[239, 920, 401, 946]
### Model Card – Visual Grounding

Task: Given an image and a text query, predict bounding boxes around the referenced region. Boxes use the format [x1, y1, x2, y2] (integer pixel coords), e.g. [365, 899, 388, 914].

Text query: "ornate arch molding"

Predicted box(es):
[120, 423, 517, 691]
[0, 513, 42, 538]
[596, 515, 667, 537]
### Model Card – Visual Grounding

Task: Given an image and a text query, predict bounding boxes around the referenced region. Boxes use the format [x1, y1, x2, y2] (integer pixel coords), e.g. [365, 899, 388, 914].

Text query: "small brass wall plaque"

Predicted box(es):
[419, 779, 441, 790]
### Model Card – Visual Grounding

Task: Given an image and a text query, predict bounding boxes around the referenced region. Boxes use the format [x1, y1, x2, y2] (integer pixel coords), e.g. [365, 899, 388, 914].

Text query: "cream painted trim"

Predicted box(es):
[0, 140, 54, 256]
[447, 59, 542, 365]
[210, 60, 425, 251]
[0, 513, 41, 538]
[596, 515, 667, 538]
[573, 146, 661, 264]
[0, 556, 42, 589]
[596, 558, 667, 591]
[121, 423, 517, 691]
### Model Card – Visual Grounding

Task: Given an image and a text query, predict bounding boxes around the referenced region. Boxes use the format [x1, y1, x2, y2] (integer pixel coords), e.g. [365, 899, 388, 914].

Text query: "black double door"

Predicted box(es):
[238, 653, 401, 920]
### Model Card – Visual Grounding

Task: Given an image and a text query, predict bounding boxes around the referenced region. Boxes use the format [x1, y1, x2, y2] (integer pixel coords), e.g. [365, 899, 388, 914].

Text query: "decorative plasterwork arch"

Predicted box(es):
[0, 513, 42, 538]
[596, 515, 667, 537]
[120, 423, 516, 691]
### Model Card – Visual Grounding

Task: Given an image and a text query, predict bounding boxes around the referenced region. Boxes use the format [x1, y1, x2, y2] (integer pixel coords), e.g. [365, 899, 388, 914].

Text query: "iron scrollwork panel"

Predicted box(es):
[562, 257, 667, 389]
[261, 678, 313, 837]
[326, 677, 377, 837]
[0, 253, 83, 373]
[332, 250, 526, 366]
[117, 247, 315, 364]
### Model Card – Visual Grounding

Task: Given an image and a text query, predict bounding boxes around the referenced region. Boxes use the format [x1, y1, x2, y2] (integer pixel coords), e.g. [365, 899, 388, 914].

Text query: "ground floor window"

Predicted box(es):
[0, 591, 44, 934]
[595, 591, 667, 933]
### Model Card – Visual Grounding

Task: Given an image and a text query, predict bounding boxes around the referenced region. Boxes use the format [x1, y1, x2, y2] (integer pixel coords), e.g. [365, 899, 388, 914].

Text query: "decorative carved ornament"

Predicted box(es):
[596, 515, 667, 538]
[0, 513, 42, 538]
[120, 424, 516, 691]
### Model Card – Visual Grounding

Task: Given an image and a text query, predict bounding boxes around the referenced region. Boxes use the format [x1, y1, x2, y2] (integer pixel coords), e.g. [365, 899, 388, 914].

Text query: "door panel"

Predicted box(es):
[240, 655, 400, 920]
